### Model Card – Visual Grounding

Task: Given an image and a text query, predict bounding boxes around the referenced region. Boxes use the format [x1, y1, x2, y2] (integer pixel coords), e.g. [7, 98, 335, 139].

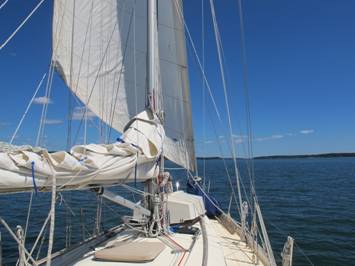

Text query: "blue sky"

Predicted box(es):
[0, 0, 355, 157]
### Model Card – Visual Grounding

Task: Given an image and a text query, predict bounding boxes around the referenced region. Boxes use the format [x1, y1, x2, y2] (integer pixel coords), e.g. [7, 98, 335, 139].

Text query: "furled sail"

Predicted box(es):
[52, 0, 195, 170]
[0, 111, 163, 193]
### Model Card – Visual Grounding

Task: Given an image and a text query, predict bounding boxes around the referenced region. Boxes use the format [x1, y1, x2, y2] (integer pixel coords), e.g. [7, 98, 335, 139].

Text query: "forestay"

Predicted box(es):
[52, 0, 195, 170]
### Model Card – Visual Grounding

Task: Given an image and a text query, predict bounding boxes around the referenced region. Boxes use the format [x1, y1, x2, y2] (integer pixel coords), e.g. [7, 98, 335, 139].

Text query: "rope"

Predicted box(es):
[209, 0, 243, 220]
[10, 73, 47, 144]
[0, 217, 38, 265]
[36, 63, 55, 146]
[173, 0, 222, 121]
[23, 192, 34, 245]
[37, 0, 66, 146]
[206, 113, 242, 217]
[0, 0, 46, 50]
[66, 0, 77, 150]
[189, 175, 226, 216]
[268, 221, 315, 266]
[71, 19, 119, 145]
[163, 233, 188, 252]
[0, 0, 9, 11]
[173, 0, 247, 219]
[31, 161, 38, 194]
[107, 7, 135, 142]
[236, 0, 257, 209]
[46, 161, 56, 266]
[201, 0, 207, 187]
[120, 184, 147, 196]
[25, 212, 51, 264]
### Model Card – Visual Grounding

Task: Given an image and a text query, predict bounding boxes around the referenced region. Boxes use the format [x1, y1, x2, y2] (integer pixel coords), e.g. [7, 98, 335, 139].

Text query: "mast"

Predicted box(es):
[146, 0, 158, 115]
[145, 0, 165, 236]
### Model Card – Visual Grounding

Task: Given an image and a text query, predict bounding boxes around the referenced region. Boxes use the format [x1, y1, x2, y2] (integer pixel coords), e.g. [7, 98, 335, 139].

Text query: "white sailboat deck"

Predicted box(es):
[72, 217, 264, 266]
[210, 219, 264, 266]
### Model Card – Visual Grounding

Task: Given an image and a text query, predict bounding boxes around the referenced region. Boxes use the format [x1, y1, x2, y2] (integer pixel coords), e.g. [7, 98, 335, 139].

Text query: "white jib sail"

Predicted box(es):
[52, 0, 196, 171]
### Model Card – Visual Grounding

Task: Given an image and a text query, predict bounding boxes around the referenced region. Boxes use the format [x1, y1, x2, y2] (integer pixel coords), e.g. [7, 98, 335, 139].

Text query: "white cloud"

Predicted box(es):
[300, 129, 314, 135]
[72, 107, 96, 120]
[232, 134, 247, 144]
[204, 140, 214, 144]
[256, 134, 284, 142]
[272, 134, 284, 139]
[33, 96, 52, 105]
[232, 134, 247, 139]
[0, 122, 9, 127]
[44, 119, 63, 125]
[234, 139, 244, 144]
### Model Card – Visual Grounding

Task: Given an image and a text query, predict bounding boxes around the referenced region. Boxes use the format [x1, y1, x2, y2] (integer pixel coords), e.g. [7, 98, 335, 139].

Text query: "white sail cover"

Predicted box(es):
[52, 0, 195, 170]
[0, 111, 164, 193]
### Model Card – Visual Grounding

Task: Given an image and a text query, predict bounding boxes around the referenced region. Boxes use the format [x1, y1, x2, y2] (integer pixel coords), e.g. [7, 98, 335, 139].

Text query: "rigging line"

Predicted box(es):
[46, 160, 57, 266]
[236, 0, 256, 202]
[174, 0, 240, 175]
[107, 7, 135, 142]
[209, 0, 243, 215]
[66, 0, 76, 149]
[36, 63, 54, 146]
[294, 241, 315, 266]
[10, 73, 47, 144]
[60, 0, 94, 146]
[25, 212, 51, 264]
[39, 64, 55, 146]
[66, 91, 73, 149]
[23, 192, 34, 247]
[189, 174, 230, 216]
[173, 0, 221, 121]
[35, 223, 48, 260]
[71, 1, 94, 105]
[71, 20, 118, 142]
[0, 217, 38, 265]
[84, 1, 94, 146]
[120, 183, 147, 196]
[206, 110, 241, 216]
[70, 96, 100, 143]
[267, 222, 315, 266]
[0, 0, 46, 50]
[0, 0, 9, 10]
[35, 0, 67, 147]
[201, 0, 206, 185]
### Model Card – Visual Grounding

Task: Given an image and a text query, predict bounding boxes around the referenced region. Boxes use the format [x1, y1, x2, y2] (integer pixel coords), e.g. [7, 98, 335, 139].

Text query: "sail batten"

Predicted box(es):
[53, 0, 195, 170]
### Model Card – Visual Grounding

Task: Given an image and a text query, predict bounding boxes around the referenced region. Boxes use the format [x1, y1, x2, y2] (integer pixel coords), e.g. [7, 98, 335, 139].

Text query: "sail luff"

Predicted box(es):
[158, 0, 196, 170]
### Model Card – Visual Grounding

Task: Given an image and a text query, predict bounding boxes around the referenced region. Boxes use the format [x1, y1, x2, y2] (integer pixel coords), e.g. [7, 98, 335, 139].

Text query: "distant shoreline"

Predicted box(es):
[196, 153, 355, 160]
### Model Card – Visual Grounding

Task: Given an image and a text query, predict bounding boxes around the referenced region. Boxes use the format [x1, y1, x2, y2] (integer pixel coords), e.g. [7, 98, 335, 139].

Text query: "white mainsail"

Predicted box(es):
[0, 111, 164, 193]
[53, 0, 195, 171]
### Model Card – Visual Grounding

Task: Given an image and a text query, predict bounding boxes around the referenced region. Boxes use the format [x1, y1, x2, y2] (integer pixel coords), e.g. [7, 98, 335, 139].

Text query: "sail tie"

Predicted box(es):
[116, 137, 139, 149]
[117, 137, 139, 187]
[31, 161, 38, 195]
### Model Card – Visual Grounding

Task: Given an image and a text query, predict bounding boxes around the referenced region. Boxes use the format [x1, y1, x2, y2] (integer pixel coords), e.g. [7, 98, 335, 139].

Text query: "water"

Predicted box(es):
[0, 158, 354, 265]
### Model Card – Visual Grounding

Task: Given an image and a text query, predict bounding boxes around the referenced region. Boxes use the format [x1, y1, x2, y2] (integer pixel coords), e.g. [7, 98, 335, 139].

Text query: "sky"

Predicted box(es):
[0, 0, 355, 157]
